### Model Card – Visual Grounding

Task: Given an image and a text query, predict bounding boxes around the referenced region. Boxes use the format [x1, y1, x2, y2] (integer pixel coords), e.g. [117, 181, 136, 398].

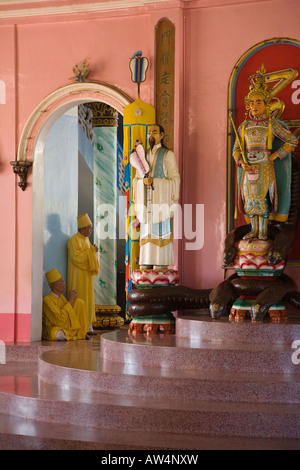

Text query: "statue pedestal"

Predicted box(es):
[230, 298, 287, 322]
[231, 238, 287, 322]
[233, 238, 285, 274]
[128, 313, 175, 334]
[130, 268, 179, 286]
[129, 268, 178, 334]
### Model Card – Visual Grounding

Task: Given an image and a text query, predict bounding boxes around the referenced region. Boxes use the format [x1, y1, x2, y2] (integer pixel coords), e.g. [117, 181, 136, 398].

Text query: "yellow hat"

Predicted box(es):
[45, 268, 62, 285]
[77, 213, 92, 229]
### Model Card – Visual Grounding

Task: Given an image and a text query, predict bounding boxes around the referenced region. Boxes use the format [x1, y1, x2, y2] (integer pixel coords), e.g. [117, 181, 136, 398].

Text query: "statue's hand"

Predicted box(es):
[241, 162, 252, 172]
[143, 177, 153, 186]
[269, 152, 278, 163]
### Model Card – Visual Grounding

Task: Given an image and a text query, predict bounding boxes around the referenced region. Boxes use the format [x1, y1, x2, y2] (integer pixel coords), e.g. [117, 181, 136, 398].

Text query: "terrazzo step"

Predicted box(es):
[0, 411, 210, 450]
[0, 412, 153, 450]
[1, 412, 300, 450]
[5, 340, 69, 361]
[100, 329, 299, 374]
[2, 321, 300, 448]
[38, 351, 300, 404]
[176, 314, 300, 345]
[1, 363, 300, 440]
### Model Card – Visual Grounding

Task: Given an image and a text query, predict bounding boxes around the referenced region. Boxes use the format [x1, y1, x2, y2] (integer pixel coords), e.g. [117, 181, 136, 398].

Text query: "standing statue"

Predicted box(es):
[128, 124, 180, 334]
[132, 124, 180, 270]
[232, 64, 298, 241]
[209, 65, 299, 321]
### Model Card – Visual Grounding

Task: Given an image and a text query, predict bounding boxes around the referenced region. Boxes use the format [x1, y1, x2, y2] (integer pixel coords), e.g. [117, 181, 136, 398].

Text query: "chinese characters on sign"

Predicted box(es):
[155, 19, 175, 150]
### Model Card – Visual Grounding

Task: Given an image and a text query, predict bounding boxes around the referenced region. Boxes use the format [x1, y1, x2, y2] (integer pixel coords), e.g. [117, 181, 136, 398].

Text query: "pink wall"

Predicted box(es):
[0, 0, 299, 341]
[0, 26, 17, 341]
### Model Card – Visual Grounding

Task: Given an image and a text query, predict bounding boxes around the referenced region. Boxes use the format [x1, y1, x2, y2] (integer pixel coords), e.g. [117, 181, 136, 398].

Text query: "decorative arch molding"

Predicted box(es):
[11, 81, 132, 189]
[18, 81, 132, 162]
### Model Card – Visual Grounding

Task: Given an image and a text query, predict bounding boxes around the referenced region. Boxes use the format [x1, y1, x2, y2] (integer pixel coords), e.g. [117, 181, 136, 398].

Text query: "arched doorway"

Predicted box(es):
[16, 82, 132, 340]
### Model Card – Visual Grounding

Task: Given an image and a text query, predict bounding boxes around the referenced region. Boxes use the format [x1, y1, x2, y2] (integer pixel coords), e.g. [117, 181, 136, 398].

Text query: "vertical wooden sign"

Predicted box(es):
[155, 18, 175, 150]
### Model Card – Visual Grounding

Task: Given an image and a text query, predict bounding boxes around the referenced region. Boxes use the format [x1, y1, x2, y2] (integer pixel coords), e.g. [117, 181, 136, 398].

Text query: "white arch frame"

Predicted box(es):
[17, 81, 132, 162]
[23, 82, 132, 340]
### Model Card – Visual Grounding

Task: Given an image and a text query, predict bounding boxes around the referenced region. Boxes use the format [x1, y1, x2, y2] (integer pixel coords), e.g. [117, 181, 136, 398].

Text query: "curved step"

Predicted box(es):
[100, 328, 299, 374]
[176, 314, 300, 344]
[37, 347, 300, 404]
[1, 318, 300, 445]
[1, 371, 300, 439]
[1, 411, 299, 450]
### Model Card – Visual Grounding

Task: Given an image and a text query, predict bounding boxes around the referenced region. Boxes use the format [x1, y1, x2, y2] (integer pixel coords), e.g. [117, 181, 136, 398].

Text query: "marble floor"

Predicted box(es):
[1, 315, 300, 450]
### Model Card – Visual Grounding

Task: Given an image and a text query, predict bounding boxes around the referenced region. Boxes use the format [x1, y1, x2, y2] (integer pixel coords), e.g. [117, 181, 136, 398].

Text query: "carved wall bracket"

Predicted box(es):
[10, 160, 32, 191]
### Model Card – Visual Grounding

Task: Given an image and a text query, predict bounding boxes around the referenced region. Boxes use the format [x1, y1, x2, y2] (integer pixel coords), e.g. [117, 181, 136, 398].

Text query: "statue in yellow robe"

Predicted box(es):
[67, 213, 99, 331]
[42, 268, 88, 341]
